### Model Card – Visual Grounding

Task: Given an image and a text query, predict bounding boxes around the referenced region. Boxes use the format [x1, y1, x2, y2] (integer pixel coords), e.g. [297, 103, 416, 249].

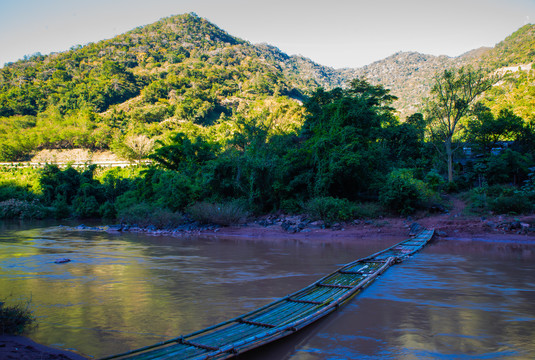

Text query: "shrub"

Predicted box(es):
[0, 299, 36, 335]
[152, 171, 199, 211]
[279, 198, 302, 214]
[72, 195, 100, 218]
[117, 203, 154, 226]
[424, 170, 446, 192]
[0, 199, 49, 219]
[465, 187, 489, 215]
[353, 202, 383, 219]
[99, 201, 117, 219]
[51, 194, 71, 219]
[0, 184, 37, 202]
[379, 169, 432, 215]
[303, 197, 356, 225]
[489, 193, 533, 214]
[187, 201, 249, 226]
[118, 203, 186, 228]
[150, 208, 188, 228]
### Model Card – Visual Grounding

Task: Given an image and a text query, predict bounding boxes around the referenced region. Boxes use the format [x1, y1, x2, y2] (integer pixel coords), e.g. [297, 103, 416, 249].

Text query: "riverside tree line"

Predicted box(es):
[1, 68, 535, 225]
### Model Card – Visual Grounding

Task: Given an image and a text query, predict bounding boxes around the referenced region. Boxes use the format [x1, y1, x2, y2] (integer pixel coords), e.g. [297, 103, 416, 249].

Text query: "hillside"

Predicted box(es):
[0, 13, 533, 161]
[337, 51, 478, 117]
[0, 14, 312, 160]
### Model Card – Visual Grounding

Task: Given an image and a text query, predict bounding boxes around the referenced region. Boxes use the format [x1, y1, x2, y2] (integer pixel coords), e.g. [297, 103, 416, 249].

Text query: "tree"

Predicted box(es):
[120, 135, 155, 162]
[466, 104, 524, 155]
[426, 67, 497, 182]
[295, 79, 397, 199]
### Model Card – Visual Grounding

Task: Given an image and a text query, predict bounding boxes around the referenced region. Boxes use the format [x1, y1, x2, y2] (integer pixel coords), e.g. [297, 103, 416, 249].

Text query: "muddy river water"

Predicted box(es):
[1, 221, 534, 359]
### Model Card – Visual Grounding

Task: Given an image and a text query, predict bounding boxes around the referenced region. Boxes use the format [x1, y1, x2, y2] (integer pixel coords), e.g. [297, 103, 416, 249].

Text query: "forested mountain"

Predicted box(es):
[0, 13, 533, 162]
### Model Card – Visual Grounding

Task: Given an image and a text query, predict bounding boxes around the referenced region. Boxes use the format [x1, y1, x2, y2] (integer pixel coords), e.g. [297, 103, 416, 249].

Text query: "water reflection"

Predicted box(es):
[1, 222, 534, 359]
[267, 238, 535, 360]
[0, 221, 397, 358]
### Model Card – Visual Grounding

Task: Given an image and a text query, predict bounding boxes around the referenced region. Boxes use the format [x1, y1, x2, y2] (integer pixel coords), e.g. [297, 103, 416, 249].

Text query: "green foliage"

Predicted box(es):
[0, 299, 36, 335]
[489, 192, 532, 214]
[295, 80, 398, 200]
[426, 66, 497, 182]
[466, 183, 534, 215]
[379, 169, 433, 214]
[117, 202, 186, 228]
[483, 24, 535, 69]
[466, 104, 524, 154]
[303, 197, 357, 225]
[352, 202, 383, 219]
[150, 132, 216, 171]
[424, 170, 446, 192]
[186, 200, 250, 226]
[485, 149, 532, 186]
[151, 170, 199, 211]
[0, 199, 49, 219]
[0, 167, 41, 201]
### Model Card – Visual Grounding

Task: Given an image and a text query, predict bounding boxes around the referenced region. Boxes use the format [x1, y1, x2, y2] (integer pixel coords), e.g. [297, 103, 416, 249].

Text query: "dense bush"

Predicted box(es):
[0, 199, 49, 219]
[489, 193, 533, 214]
[303, 197, 356, 225]
[379, 169, 432, 214]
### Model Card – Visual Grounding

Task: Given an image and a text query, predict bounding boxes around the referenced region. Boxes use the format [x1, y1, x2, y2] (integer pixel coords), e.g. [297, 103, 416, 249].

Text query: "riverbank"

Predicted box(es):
[94, 209, 535, 244]
[78, 196, 531, 242]
[0, 335, 88, 360]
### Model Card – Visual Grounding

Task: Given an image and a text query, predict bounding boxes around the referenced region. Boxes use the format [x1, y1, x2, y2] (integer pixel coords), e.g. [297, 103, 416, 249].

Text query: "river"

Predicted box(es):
[1, 221, 534, 359]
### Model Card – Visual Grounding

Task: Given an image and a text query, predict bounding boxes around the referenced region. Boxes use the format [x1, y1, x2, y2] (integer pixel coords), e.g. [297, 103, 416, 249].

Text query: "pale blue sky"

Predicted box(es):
[1, 0, 534, 69]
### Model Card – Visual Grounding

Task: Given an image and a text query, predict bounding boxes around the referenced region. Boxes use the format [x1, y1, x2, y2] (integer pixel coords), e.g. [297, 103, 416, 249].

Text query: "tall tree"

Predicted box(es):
[426, 67, 496, 182]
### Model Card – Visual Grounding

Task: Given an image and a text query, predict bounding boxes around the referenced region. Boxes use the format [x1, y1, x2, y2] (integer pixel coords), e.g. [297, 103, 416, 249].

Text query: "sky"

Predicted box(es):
[1, 0, 534, 69]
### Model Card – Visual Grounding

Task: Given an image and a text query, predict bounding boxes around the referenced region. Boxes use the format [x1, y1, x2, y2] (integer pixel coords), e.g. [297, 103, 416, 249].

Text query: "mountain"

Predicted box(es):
[0, 13, 533, 161]
[338, 51, 476, 117]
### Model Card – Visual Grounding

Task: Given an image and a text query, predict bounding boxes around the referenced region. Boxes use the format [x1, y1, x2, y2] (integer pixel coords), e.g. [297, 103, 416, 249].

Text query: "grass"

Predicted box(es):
[0, 299, 36, 335]
[187, 201, 250, 226]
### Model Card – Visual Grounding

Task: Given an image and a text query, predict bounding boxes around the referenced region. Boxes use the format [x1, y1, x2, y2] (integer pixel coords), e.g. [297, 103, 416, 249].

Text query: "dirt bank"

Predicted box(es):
[0, 335, 88, 360]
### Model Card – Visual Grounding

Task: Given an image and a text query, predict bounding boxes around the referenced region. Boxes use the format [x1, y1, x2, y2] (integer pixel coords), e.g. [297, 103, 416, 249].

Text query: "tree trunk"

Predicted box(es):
[445, 139, 454, 183]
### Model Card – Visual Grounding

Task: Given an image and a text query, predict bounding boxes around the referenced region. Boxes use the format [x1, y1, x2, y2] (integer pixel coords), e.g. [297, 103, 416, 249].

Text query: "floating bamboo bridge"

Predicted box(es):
[102, 228, 434, 360]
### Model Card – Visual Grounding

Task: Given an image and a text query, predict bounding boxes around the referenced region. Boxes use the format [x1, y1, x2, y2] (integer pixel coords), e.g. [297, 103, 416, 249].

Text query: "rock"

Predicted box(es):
[436, 230, 448, 237]
[54, 258, 71, 264]
[331, 223, 343, 231]
[308, 220, 325, 228]
[297, 222, 307, 230]
[106, 225, 123, 232]
[281, 220, 299, 233]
